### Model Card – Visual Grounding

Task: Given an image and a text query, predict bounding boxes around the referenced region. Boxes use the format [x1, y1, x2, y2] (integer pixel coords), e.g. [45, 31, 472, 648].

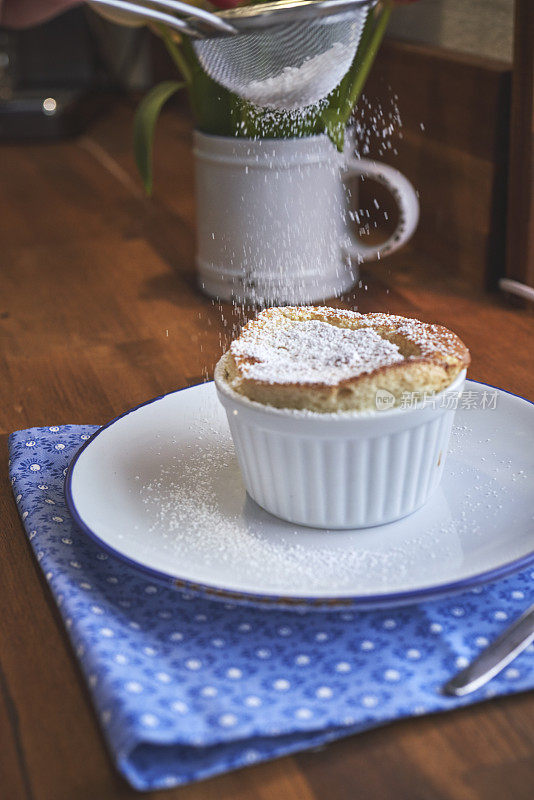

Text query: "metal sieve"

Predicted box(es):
[89, 0, 376, 110]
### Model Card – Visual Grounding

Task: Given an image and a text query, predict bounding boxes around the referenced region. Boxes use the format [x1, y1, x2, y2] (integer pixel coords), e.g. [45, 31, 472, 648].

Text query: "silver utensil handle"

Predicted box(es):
[137, 0, 236, 32]
[443, 604, 534, 697]
[88, 0, 236, 38]
[89, 0, 201, 36]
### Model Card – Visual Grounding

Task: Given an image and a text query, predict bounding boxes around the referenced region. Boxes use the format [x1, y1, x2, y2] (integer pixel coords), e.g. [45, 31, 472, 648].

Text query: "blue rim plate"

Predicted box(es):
[65, 380, 534, 611]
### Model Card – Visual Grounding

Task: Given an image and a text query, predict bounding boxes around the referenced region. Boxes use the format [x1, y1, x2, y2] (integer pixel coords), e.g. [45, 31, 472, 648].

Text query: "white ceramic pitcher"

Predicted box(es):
[193, 131, 419, 305]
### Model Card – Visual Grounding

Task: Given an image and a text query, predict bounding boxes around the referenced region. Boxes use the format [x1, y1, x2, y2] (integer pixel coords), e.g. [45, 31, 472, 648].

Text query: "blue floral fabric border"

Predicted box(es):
[8, 426, 534, 791]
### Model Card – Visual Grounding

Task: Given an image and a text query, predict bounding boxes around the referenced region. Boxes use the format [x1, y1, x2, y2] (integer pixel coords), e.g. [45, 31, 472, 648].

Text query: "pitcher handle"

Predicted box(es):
[341, 157, 419, 262]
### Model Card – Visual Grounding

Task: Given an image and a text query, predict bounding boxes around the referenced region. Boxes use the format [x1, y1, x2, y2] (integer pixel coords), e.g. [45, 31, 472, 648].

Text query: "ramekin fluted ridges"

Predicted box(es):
[215, 363, 466, 529]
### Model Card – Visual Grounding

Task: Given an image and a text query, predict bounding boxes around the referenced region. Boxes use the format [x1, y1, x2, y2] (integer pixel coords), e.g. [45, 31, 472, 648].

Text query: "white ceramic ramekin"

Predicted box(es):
[215, 363, 466, 529]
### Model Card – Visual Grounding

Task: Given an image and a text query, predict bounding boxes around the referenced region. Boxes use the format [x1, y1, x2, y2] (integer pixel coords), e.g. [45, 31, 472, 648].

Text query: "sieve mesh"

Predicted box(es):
[193, 9, 368, 110]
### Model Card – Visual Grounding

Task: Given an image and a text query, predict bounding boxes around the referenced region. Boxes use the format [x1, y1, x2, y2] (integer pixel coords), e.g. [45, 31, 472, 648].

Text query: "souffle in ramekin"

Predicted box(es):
[215, 306, 470, 529]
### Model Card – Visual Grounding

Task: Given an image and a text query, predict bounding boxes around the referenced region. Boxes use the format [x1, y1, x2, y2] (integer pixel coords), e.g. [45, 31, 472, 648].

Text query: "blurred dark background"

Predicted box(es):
[0, 6, 151, 137]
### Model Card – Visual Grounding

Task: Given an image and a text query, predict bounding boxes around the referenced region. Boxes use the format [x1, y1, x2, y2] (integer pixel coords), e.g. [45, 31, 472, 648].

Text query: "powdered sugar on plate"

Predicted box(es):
[231, 319, 404, 385]
[139, 429, 466, 595]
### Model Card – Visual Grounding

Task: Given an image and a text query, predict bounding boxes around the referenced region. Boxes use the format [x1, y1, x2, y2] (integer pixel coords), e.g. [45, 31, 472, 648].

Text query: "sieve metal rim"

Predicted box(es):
[187, 0, 376, 37]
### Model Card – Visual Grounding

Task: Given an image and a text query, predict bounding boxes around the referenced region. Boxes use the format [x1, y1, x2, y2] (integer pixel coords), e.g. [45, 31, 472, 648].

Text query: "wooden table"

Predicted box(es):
[1, 101, 533, 800]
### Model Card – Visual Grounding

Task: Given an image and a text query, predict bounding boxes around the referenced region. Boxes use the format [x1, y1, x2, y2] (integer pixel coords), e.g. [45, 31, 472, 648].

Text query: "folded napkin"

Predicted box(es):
[9, 425, 534, 791]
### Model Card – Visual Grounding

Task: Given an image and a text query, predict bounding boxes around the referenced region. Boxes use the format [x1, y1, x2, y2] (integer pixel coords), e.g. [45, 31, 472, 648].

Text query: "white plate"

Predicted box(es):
[66, 381, 534, 610]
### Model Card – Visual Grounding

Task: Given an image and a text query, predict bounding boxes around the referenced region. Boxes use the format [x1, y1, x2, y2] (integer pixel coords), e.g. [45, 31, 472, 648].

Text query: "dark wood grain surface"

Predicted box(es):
[0, 101, 533, 800]
[363, 41, 511, 289]
[506, 0, 534, 289]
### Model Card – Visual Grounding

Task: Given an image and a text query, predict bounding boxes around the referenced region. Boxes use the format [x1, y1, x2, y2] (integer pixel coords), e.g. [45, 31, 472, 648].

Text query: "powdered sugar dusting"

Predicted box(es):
[230, 308, 470, 384]
[362, 312, 469, 361]
[138, 430, 464, 595]
[244, 42, 354, 111]
[113, 385, 530, 601]
[231, 319, 404, 385]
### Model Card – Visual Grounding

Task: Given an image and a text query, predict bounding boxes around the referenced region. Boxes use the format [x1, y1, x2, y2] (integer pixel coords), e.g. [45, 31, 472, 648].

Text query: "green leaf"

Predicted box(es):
[320, 0, 393, 150]
[134, 80, 184, 195]
[320, 110, 346, 152]
[178, 37, 238, 137]
[156, 25, 193, 86]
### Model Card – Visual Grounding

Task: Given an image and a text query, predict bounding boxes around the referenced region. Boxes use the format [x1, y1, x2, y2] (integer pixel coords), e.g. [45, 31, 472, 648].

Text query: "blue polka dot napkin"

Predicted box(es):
[9, 425, 534, 791]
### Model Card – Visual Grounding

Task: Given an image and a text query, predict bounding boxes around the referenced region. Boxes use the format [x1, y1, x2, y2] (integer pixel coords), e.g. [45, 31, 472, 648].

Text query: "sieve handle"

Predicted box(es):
[340, 157, 419, 262]
[87, 0, 237, 37]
